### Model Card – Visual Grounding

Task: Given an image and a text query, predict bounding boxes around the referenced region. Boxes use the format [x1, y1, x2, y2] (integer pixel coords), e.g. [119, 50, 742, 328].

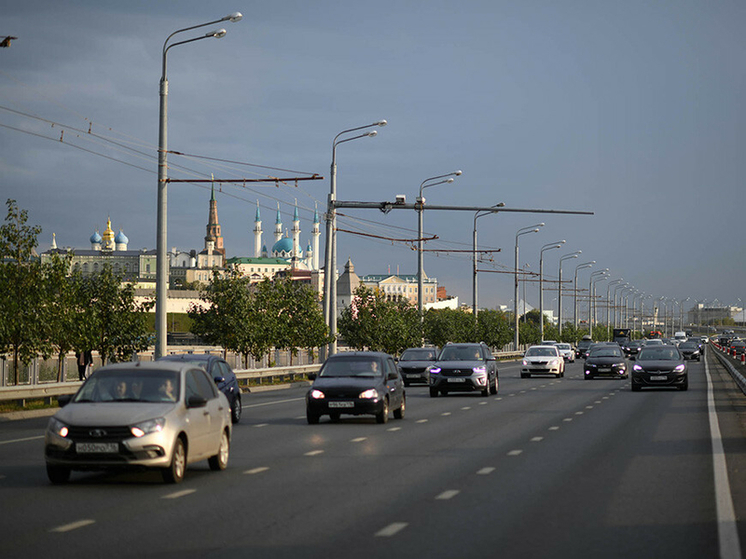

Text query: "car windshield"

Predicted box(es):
[526, 347, 557, 357]
[638, 348, 680, 361]
[319, 357, 383, 378]
[400, 349, 437, 361]
[556, 344, 571, 350]
[679, 343, 698, 349]
[589, 348, 623, 358]
[645, 340, 663, 345]
[73, 369, 180, 403]
[439, 346, 483, 361]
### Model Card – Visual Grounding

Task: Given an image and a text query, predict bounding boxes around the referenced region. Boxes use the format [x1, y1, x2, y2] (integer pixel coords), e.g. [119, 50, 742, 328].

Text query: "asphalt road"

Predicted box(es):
[1, 350, 745, 559]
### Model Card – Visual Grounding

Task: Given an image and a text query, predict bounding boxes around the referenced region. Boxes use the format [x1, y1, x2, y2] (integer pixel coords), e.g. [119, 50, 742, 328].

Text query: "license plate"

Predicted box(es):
[448, 378, 466, 383]
[649, 375, 667, 381]
[328, 401, 354, 408]
[599, 368, 611, 372]
[406, 374, 420, 378]
[76, 442, 119, 453]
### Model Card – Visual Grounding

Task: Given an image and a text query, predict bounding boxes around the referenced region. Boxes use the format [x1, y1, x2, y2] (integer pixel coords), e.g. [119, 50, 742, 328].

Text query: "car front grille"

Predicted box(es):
[67, 426, 132, 442]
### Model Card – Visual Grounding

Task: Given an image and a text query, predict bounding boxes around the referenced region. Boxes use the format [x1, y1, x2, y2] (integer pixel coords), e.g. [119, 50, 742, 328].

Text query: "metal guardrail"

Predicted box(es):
[710, 344, 746, 395]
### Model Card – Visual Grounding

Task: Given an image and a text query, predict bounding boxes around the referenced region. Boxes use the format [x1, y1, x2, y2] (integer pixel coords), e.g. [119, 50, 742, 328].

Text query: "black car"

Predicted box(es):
[158, 353, 243, 423]
[397, 347, 439, 386]
[306, 352, 405, 424]
[584, 345, 628, 380]
[576, 338, 594, 359]
[728, 340, 746, 356]
[678, 341, 701, 361]
[631, 345, 688, 391]
[428, 342, 499, 397]
[623, 339, 645, 357]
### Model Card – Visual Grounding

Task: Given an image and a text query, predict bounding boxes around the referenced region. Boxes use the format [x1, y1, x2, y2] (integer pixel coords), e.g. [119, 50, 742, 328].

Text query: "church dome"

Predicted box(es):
[115, 230, 129, 244]
[272, 237, 294, 255]
[90, 231, 102, 244]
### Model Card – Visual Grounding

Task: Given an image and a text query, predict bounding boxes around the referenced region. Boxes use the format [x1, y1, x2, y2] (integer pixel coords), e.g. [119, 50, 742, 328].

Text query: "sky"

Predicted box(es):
[2, 0, 745, 316]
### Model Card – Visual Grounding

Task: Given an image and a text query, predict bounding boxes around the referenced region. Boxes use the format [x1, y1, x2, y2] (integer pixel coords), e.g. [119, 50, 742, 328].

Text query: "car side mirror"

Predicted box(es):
[307, 373, 317, 381]
[187, 395, 207, 408]
[629, 355, 636, 361]
[213, 376, 226, 385]
[58, 394, 72, 408]
[388, 372, 398, 381]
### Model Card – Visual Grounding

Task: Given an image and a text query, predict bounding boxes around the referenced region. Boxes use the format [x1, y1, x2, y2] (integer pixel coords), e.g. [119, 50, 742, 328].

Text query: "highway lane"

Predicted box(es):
[0, 354, 744, 559]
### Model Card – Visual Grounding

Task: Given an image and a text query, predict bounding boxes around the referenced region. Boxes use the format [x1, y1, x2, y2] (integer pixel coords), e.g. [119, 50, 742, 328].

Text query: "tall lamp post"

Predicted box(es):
[557, 251, 581, 337]
[418, 171, 462, 320]
[155, 12, 243, 360]
[472, 203, 504, 316]
[605, 279, 624, 338]
[539, 240, 565, 341]
[589, 269, 608, 338]
[514, 224, 544, 349]
[573, 261, 594, 332]
[323, 120, 387, 357]
[613, 283, 629, 328]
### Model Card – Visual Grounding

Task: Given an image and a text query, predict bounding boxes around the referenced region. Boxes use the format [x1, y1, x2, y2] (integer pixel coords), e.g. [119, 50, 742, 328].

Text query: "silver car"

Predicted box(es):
[45, 361, 232, 484]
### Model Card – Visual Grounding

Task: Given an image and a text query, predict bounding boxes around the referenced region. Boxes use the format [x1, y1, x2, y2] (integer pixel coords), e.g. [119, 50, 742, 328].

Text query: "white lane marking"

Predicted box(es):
[416, 419, 428, 424]
[461, 407, 472, 410]
[376, 523, 408, 537]
[705, 358, 742, 558]
[254, 423, 269, 428]
[387, 427, 402, 432]
[563, 418, 573, 422]
[602, 396, 609, 400]
[509, 394, 516, 397]
[50, 519, 95, 533]
[162, 489, 196, 500]
[294, 416, 306, 420]
[244, 467, 269, 475]
[477, 467, 495, 475]
[436, 490, 460, 500]
[496, 397, 503, 401]
[441, 412, 452, 416]
[351, 437, 367, 443]
[479, 401, 488, 405]
[531, 437, 544, 442]
[520, 390, 527, 394]
[305, 450, 324, 456]
[575, 411, 584, 415]
[595, 401, 602, 404]
[507, 450, 523, 456]
[586, 406, 594, 409]
[548, 426, 560, 431]
[246, 397, 304, 408]
[0, 435, 44, 446]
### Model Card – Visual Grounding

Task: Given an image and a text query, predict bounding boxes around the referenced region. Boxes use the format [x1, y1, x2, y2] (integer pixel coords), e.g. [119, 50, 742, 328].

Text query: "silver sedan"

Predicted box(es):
[44, 361, 231, 484]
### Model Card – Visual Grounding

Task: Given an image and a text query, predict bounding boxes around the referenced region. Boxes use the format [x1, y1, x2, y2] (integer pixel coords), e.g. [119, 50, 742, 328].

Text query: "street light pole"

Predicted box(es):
[557, 251, 581, 337]
[589, 270, 608, 338]
[472, 203, 504, 317]
[155, 12, 242, 360]
[418, 171, 461, 320]
[323, 120, 387, 358]
[539, 241, 565, 341]
[605, 279, 623, 338]
[514, 224, 544, 349]
[573, 261, 594, 333]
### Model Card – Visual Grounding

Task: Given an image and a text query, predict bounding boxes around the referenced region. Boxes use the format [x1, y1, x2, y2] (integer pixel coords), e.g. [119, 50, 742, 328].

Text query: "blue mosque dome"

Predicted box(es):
[115, 230, 129, 245]
[272, 237, 294, 255]
[90, 231, 102, 244]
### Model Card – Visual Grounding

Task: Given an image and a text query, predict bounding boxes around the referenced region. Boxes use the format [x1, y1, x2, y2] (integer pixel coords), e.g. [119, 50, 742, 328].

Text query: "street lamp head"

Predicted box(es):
[446, 177, 454, 183]
[376, 120, 388, 127]
[207, 28, 227, 38]
[496, 202, 505, 207]
[454, 170, 463, 176]
[224, 12, 243, 22]
[366, 130, 378, 137]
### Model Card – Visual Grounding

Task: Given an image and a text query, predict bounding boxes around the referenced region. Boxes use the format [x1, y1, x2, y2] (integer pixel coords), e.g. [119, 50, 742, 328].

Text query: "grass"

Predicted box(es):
[0, 397, 59, 413]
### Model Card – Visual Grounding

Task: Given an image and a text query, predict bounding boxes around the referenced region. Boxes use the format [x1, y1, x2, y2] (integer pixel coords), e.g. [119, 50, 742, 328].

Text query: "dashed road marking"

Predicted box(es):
[50, 519, 95, 533]
[508, 450, 523, 456]
[436, 490, 460, 500]
[254, 423, 269, 428]
[586, 406, 594, 409]
[441, 412, 452, 416]
[575, 411, 584, 415]
[162, 489, 196, 500]
[549, 426, 560, 431]
[305, 450, 324, 456]
[531, 437, 544, 442]
[479, 401, 488, 405]
[461, 407, 472, 410]
[563, 418, 573, 422]
[376, 523, 408, 537]
[477, 467, 495, 475]
[244, 467, 269, 475]
[416, 419, 428, 424]
[387, 427, 402, 432]
[351, 437, 367, 443]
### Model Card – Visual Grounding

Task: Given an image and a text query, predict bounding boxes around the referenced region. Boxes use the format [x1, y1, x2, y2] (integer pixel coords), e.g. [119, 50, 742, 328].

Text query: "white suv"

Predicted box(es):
[554, 343, 575, 362]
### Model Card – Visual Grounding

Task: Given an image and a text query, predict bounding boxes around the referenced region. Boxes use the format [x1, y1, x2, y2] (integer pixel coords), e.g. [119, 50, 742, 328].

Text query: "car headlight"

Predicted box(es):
[429, 367, 441, 374]
[48, 417, 69, 438]
[130, 417, 166, 438]
[472, 365, 487, 374]
[633, 364, 644, 372]
[310, 389, 325, 399]
[522, 360, 528, 366]
[614, 363, 626, 369]
[359, 389, 379, 399]
[674, 364, 686, 373]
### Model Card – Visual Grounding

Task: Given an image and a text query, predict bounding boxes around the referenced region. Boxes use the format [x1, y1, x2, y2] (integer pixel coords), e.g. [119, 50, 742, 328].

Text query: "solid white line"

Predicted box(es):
[243, 467, 269, 475]
[50, 519, 95, 533]
[375, 522, 408, 537]
[246, 397, 304, 408]
[477, 467, 495, 475]
[436, 490, 460, 500]
[0, 435, 44, 446]
[162, 489, 196, 500]
[305, 450, 324, 456]
[705, 358, 742, 559]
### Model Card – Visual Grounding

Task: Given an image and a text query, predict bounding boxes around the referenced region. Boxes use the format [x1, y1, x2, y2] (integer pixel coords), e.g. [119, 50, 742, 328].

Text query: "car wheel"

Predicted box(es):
[329, 411, 341, 423]
[162, 437, 187, 484]
[231, 395, 242, 424]
[208, 429, 230, 471]
[490, 378, 498, 395]
[376, 398, 389, 424]
[46, 464, 71, 484]
[429, 387, 439, 398]
[306, 408, 320, 424]
[679, 379, 689, 391]
[394, 395, 406, 419]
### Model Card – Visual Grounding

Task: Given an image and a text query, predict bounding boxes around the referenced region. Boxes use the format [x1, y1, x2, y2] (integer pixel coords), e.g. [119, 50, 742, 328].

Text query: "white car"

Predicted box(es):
[521, 345, 565, 378]
[554, 343, 575, 362]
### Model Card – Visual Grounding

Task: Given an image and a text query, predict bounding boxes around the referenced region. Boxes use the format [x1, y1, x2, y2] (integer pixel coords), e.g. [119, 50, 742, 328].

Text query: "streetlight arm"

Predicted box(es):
[333, 121, 387, 144]
[163, 12, 242, 52]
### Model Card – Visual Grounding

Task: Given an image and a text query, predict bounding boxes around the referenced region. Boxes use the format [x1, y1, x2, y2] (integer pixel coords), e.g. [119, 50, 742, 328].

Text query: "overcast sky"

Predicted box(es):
[2, 0, 745, 314]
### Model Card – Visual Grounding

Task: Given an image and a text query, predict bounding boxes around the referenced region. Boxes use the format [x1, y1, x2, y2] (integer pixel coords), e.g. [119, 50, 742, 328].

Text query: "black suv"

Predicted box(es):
[158, 353, 243, 423]
[428, 342, 499, 397]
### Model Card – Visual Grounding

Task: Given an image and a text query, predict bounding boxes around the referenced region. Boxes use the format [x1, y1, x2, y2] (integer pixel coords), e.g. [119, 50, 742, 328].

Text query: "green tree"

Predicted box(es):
[423, 308, 476, 347]
[45, 253, 81, 381]
[0, 200, 48, 384]
[476, 309, 513, 350]
[338, 286, 421, 355]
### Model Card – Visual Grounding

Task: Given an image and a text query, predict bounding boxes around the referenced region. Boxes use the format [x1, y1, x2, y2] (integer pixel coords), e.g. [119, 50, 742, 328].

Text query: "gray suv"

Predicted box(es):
[428, 342, 499, 397]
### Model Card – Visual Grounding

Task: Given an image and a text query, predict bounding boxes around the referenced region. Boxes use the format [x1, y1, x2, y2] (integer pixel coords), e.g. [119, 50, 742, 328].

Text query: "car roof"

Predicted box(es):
[93, 361, 195, 374]
[328, 351, 392, 359]
[159, 353, 220, 363]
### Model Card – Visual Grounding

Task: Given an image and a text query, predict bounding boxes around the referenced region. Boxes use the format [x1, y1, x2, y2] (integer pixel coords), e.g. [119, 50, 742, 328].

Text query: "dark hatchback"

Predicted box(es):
[428, 342, 498, 397]
[576, 339, 595, 359]
[631, 345, 688, 391]
[678, 341, 701, 361]
[584, 345, 628, 380]
[397, 347, 439, 386]
[306, 352, 405, 424]
[623, 340, 645, 357]
[158, 353, 243, 423]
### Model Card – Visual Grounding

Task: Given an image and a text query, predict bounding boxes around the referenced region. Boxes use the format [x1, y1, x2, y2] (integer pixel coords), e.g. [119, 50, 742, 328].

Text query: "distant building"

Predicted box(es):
[359, 271, 438, 306]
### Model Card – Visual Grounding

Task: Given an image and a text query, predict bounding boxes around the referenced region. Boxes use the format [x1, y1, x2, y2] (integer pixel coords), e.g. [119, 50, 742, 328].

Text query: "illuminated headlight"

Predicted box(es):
[359, 389, 379, 399]
[633, 364, 644, 372]
[550, 359, 560, 367]
[472, 366, 487, 374]
[429, 367, 441, 374]
[522, 360, 528, 366]
[130, 417, 165, 438]
[673, 364, 686, 373]
[48, 417, 69, 438]
[614, 363, 626, 370]
[310, 389, 325, 399]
